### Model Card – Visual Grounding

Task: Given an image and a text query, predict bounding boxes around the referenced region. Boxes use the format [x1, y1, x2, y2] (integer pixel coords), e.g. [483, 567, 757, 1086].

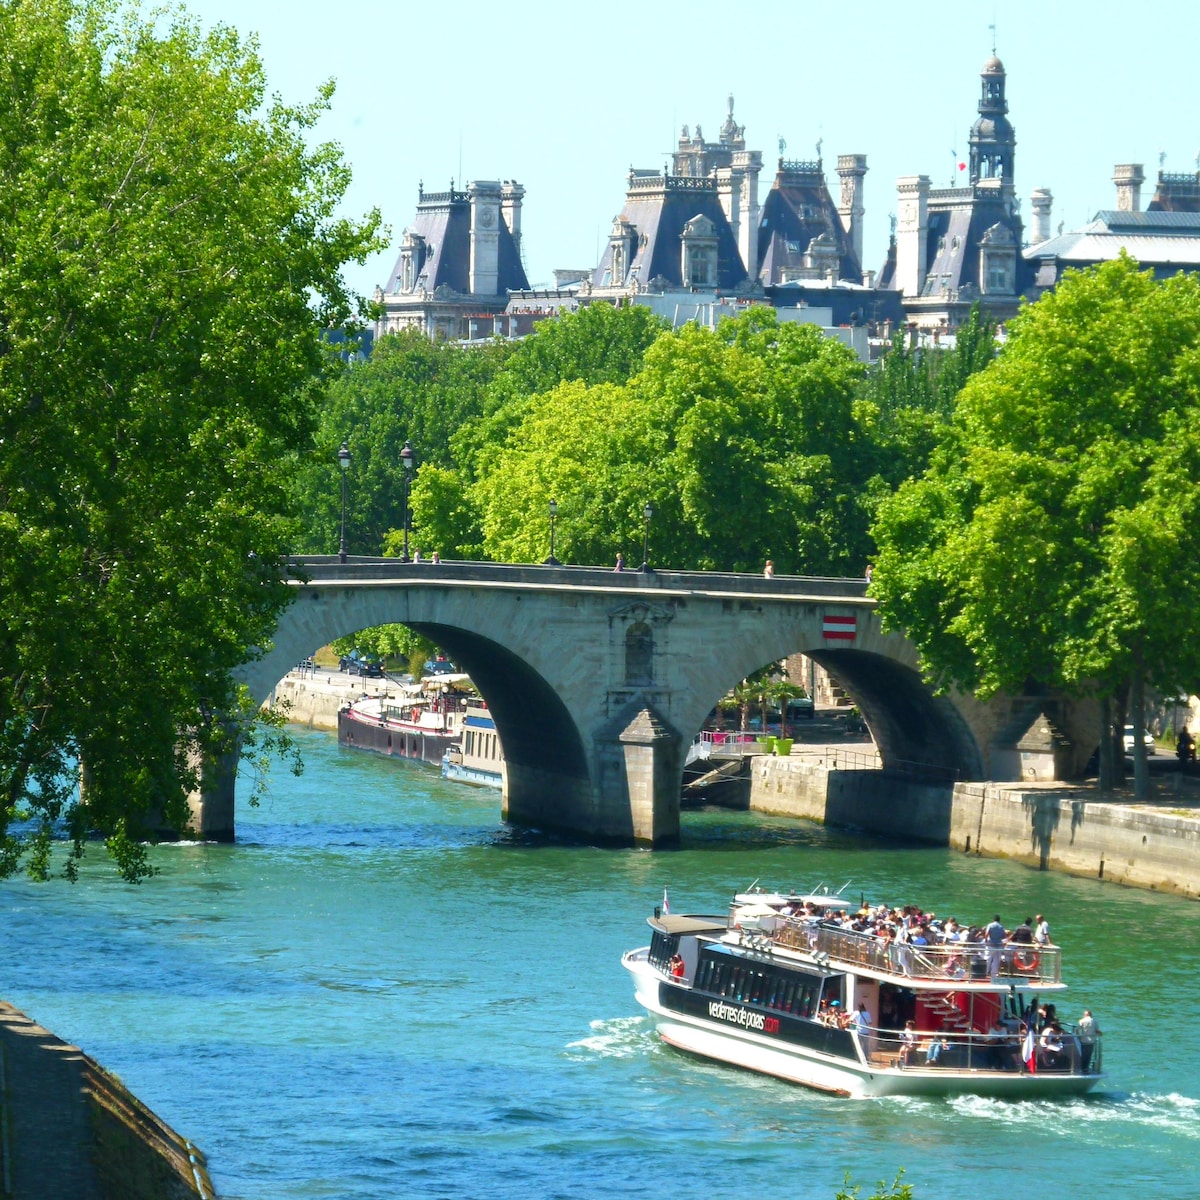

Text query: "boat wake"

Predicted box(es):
[566, 1016, 653, 1060]
[930, 1088, 1200, 1139]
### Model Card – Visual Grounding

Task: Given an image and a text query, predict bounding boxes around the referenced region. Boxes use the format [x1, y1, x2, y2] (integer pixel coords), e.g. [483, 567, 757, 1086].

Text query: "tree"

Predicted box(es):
[871, 257, 1200, 797]
[856, 304, 996, 493]
[291, 331, 511, 557]
[0, 0, 382, 879]
[469, 309, 869, 572]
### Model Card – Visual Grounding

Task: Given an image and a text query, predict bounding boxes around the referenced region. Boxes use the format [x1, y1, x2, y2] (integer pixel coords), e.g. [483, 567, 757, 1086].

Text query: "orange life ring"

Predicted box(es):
[1013, 949, 1040, 973]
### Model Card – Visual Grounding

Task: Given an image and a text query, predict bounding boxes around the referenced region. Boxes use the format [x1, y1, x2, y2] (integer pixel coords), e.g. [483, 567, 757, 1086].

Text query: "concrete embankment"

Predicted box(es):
[749, 755, 1200, 900]
[0, 1002, 216, 1199]
[268, 667, 387, 731]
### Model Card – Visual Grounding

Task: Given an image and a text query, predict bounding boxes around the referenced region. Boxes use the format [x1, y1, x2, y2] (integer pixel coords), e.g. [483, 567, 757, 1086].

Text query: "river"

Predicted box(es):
[2, 728, 1197, 1199]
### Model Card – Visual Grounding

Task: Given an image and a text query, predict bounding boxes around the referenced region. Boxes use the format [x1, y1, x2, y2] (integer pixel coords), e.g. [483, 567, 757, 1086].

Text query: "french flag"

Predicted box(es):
[662, 888, 670, 916]
[1022, 1025, 1037, 1074]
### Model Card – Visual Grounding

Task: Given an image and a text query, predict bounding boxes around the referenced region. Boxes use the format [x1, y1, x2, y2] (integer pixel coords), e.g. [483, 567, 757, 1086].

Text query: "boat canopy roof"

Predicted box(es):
[649, 915, 728, 935]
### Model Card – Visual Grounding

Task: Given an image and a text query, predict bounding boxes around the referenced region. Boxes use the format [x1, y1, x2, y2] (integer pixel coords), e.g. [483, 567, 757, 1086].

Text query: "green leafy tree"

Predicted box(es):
[857, 304, 995, 493]
[470, 309, 868, 572]
[872, 257, 1200, 797]
[293, 330, 511, 556]
[0, 0, 382, 879]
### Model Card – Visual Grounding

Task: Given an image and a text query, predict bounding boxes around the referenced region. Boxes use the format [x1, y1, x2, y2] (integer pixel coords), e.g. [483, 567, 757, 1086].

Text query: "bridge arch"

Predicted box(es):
[219, 559, 1073, 847]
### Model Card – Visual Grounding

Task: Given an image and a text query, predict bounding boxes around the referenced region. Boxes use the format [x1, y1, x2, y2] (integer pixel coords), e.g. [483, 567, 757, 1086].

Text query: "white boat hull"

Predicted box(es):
[624, 951, 1102, 1100]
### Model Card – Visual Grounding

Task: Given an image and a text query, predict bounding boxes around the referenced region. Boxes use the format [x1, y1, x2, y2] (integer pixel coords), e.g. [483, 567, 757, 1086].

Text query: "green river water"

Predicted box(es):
[1, 727, 1197, 1199]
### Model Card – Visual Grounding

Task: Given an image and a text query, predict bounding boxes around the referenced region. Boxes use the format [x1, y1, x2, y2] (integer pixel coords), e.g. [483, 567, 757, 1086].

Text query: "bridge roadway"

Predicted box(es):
[206, 557, 1098, 846]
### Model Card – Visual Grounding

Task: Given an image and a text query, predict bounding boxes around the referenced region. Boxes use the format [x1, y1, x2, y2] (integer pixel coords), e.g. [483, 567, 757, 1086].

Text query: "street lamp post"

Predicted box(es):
[337, 441, 351, 563]
[544, 499, 560, 565]
[640, 501, 654, 572]
[400, 439, 414, 562]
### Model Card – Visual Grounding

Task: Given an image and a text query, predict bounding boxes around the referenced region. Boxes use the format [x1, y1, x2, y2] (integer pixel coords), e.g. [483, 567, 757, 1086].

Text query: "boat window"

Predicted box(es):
[750, 971, 767, 1004]
[724, 964, 744, 1003]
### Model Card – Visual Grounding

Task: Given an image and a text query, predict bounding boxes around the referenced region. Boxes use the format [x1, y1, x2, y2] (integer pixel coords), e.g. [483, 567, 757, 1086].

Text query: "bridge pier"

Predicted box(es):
[185, 742, 238, 843]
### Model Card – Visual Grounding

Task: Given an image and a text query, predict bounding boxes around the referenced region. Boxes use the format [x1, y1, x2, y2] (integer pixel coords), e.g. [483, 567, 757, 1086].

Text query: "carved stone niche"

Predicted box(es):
[608, 600, 674, 690]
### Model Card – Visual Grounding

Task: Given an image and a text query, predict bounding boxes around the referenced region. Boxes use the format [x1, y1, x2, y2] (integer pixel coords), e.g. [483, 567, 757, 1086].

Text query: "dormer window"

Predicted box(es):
[680, 213, 718, 289]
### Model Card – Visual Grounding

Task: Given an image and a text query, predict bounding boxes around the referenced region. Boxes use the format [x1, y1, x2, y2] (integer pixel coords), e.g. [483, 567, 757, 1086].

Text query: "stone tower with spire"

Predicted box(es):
[885, 53, 1034, 329]
[969, 56, 1015, 186]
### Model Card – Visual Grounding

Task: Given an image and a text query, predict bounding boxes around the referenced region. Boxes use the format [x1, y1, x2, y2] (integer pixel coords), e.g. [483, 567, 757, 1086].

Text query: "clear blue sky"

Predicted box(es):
[181, 0, 1200, 300]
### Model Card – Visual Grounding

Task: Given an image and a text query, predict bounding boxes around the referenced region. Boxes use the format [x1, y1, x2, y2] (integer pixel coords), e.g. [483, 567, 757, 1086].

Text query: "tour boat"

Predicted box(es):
[337, 678, 469, 767]
[622, 886, 1105, 1098]
[441, 697, 504, 789]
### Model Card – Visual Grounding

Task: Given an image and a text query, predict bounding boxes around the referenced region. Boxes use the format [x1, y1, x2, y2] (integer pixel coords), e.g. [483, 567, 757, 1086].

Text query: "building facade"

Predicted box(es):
[884, 56, 1032, 330]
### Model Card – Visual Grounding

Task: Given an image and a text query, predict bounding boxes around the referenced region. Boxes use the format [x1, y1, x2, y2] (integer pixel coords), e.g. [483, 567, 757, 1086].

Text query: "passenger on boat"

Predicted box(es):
[984, 915, 1007, 975]
[1007, 917, 1035, 946]
[1038, 1022, 1066, 1070]
[924, 1033, 950, 1065]
[985, 1019, 1012, 1070]
[1034, 914, 1051, 945]
[899, 1020, 918, 1066]
[850, 1002, 873, 1054]
[669, 954, 685, 978]
[1077, 1009, 1100, 1073]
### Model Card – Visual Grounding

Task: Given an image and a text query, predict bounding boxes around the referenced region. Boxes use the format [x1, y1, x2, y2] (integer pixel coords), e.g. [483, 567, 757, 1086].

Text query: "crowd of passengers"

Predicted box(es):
[895, 1001, 1099, 1074]
[746, 899, 1095, 1072]
[765, 899, 1054, 976]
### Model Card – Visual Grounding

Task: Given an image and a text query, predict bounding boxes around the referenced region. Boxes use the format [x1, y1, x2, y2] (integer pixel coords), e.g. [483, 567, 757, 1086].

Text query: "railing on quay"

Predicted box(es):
[691, 734, 958, 783]
[770, 920, 1063, 986]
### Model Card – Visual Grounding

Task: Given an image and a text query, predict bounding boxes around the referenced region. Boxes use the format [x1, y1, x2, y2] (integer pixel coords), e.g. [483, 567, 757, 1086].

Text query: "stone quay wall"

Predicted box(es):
[0, 1001, 216, 1199]
[749, 756, 1200, 900]
[269, 668, 374, 732]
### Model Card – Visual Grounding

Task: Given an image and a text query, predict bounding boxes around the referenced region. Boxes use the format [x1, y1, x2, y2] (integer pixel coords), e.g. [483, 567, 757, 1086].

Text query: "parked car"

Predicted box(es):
[339, 650, 383, 677]
[1122, 726, 1155, 756]
[784, 696, 815, 722]
[424, 657, 456, 676]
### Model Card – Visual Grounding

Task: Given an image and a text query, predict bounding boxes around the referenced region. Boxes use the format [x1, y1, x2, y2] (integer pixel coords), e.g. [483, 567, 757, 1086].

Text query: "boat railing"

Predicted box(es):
[771, 921, 1063, 985]
[857, 1021, 1100, 1075]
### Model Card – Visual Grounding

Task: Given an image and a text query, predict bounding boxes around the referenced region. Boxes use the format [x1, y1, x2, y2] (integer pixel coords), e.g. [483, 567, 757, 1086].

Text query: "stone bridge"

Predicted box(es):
[213, 558, 1097, 845]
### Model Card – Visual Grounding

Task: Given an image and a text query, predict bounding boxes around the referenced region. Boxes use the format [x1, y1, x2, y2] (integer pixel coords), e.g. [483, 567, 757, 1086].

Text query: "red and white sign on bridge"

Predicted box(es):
[822, 614, 857, 643]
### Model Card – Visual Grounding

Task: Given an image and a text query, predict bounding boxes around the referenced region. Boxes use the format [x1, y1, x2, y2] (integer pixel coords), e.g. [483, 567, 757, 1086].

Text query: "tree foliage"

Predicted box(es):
[469, 308, 869, 572]
[0, 0, 381, 878]
[856, 304, 996, 493]
[291, 330, 512, 557]
[871, 257, 1200, 796]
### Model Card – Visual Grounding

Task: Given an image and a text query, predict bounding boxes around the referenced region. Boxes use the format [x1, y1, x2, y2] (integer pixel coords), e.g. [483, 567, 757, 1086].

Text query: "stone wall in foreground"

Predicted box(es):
[0, 1001, 216, 1199]
[749, 756, 1200, 900]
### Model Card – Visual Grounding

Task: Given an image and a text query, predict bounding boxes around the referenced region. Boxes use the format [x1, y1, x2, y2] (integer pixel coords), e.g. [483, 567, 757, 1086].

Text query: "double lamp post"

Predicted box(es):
[336, 438, 416, 562]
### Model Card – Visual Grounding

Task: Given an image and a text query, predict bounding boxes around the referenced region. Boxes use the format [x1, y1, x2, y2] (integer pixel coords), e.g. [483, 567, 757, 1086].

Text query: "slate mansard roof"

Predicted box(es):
[592, 173, 747, 291]
[758, 159, 863, 284]
[385, 185, 529, 297]
[918, 186, 1030, 298]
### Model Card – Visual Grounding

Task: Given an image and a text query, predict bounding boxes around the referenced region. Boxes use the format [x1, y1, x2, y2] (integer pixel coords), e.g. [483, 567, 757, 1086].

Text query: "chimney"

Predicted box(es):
[468, 180, 503, 295]
[1030, 188, 1053, 244]
[894, 175, 930, 298]
[837, 154, 868, 271]
[500, 180, 525, 257]
[1112, 164, 1145, 213]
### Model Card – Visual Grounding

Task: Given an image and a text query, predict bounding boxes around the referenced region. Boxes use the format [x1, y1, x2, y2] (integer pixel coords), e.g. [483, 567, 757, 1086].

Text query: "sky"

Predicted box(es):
[179, 0, 1200, 300]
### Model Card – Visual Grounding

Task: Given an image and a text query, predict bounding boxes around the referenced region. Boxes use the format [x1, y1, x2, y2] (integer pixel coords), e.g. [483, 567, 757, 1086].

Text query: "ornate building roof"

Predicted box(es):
[592, 172, 748, 293]
[757, 158, 863, 285]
